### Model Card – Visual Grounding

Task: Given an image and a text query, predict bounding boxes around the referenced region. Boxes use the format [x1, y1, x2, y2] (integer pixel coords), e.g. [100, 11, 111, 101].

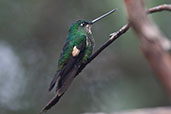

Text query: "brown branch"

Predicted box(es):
[124, 0, 171, 97]
[77, 4, 171, 75]
[147, 4, 171, 14]
[77, 24, 130, 75]
[84, 107, 171, 114]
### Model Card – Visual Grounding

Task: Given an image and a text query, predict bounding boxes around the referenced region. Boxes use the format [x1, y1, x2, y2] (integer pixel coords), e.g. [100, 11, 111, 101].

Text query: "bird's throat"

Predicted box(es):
[86, 25, 92, 34]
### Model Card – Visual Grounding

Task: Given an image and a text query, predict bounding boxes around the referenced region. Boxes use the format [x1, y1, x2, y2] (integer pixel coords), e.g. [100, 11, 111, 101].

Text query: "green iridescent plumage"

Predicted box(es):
[41, 9, 116, 113]
[57, 20, 94, 70]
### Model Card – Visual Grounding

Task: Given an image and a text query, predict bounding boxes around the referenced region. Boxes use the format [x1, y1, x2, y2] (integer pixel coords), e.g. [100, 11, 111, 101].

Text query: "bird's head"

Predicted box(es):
[69, 20, 92, 35]
[69, 9, 116, 35]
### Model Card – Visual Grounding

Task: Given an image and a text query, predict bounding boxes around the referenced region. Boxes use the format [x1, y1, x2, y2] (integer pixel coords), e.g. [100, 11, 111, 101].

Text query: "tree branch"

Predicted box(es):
[84, 107, 171, 114]
[124, 0, 171, 97]
[77, 4, 171, 76]
[147, 4, 171, 14]
[77, 24, 129, 75]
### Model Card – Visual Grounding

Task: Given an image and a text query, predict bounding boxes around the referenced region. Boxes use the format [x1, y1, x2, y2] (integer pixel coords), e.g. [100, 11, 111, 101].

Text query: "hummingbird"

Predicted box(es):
[41, 9, 116, 113]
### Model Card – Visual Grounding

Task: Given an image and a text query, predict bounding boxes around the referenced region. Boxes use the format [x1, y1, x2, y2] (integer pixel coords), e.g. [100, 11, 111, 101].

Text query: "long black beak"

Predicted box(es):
[91, 9, 116, 24]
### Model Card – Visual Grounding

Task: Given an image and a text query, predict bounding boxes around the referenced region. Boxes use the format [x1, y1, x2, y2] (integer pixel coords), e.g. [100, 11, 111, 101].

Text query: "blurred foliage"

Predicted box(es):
[0, 0, 171, 114]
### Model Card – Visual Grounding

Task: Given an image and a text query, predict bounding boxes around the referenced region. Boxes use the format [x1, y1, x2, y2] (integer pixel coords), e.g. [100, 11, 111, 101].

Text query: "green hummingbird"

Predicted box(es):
[41, 9, 116, 113]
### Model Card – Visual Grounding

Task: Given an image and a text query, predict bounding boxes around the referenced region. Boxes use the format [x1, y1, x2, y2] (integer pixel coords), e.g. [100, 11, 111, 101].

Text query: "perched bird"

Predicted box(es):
[40, 9, 116, 113]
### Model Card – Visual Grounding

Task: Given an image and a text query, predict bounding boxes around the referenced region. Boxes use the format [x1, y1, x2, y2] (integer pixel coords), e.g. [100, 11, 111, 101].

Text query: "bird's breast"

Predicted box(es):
[86, 35, 95, 48]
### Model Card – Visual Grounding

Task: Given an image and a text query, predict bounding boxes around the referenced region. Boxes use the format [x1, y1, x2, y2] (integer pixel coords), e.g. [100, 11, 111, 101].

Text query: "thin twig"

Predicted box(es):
[77, 24, 130, 75]
[147, 4, 171, 14]
[77, 4, 171, 75]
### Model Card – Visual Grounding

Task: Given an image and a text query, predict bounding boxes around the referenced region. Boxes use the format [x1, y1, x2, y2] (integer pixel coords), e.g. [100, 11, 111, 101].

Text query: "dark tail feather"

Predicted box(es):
[56, 65, 79, 95]
[42, 60, 79, 113]
[49, 71, 60, 91]
[40, 93, 63, 114]
[40, 66, 77, 114]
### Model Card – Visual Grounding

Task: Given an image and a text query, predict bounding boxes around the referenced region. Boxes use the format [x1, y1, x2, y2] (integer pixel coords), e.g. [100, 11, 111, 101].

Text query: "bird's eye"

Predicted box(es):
[80, 23, 85, 27]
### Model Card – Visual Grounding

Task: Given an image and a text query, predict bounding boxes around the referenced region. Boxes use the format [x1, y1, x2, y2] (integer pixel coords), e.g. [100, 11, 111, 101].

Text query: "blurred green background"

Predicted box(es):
[0, 0, 171, 114]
